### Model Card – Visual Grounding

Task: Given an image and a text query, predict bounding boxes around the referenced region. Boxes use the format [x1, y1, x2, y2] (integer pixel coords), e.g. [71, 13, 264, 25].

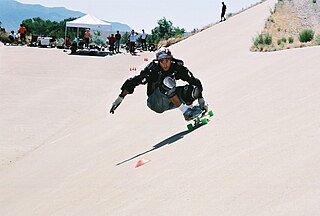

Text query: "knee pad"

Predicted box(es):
[161, 76, 176, 98]
[182, 85, 200, 103]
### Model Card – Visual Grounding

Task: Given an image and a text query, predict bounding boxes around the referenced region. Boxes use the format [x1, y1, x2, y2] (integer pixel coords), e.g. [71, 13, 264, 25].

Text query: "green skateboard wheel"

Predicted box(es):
[201, 118, 208, 124]
[187, 124, 193, 131]
[208, 110, 214, 117]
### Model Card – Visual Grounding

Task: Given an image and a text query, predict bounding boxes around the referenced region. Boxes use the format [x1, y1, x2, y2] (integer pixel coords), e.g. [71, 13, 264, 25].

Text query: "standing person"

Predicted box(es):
[140, 29, 147, 51]
[107, 34, 116, 54]
[220, 2, 227, 22]
[129, 29, 137, 55]
[115, 30, 121, 53]
[109, 47, 208, 121]
[18, 24, 27, 44]
[84, 29, 91, 48]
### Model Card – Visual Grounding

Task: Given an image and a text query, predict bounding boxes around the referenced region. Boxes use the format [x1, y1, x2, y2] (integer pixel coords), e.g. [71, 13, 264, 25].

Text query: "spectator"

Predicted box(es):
[140, 29, 147, 51]
[84, 29, 91, 48]
[78, 39, 85, 49]
[63, 37, 72, 48]
[129, 29, 137, 55]
[115, 30, 121, 53]
[108, 34, 116, 54]
[220, 2, 227, 22]
[70, 41, 77, 54]
[8, 30, 18, 44]
[18, 24, 27, 44]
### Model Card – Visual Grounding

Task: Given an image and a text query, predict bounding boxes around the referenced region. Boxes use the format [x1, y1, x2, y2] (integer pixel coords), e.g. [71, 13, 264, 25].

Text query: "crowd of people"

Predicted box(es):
[6, 23, 151, 54]
[106, 29, 150, 55]
[62, 28, 152, 55]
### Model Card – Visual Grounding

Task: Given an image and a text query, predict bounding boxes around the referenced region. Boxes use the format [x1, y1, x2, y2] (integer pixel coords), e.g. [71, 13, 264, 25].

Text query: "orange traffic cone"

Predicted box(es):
[135, 158, 150, 168]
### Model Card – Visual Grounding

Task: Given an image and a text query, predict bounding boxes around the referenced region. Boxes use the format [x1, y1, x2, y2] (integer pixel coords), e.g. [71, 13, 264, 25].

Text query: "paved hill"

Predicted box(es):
[0, 0, 131, 32]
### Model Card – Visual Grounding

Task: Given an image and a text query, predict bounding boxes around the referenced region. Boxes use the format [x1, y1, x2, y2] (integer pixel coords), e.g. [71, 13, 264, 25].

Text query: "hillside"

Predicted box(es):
[0, 0, 84, 31]
[1, 0, 320, 215]
[252, 0, 320, 51]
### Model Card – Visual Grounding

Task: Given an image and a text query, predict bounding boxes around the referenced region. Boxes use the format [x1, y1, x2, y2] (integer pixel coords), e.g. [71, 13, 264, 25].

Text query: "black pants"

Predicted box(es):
[141, 39, 147, 50]
[129, 42, 135, 53]
[84, 38, 89, 48]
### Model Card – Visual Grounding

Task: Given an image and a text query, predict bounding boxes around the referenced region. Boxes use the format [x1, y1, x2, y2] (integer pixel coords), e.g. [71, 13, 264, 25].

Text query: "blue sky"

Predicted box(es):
[17, 0, 261, 33]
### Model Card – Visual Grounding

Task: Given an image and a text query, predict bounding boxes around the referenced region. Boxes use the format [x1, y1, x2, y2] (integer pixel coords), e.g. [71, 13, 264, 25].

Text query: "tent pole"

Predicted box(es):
[64, 25, 67, 49]
[77, 27, 79, 41]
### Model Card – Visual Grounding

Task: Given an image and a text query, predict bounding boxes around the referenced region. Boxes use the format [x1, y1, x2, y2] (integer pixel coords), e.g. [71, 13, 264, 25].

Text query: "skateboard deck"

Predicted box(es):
[187, 110, 214, 131]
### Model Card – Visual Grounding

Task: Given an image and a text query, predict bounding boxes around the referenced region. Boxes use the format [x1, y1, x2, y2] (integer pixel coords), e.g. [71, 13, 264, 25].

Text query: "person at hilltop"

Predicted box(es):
[109, 47, 208, 121]
[220, 2, 227, 22]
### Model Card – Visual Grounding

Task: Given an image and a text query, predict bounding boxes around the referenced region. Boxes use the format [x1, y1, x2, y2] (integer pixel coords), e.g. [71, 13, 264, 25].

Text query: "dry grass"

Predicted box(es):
[157, 36, 185, 47]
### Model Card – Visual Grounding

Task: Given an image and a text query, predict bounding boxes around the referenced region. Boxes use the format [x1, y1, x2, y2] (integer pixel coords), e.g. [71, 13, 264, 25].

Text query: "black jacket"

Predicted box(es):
[121, 58, 203, 98]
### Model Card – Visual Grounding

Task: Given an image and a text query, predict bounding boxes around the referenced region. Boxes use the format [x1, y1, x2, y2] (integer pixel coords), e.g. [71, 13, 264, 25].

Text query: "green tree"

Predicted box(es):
[121, 32, 130, 44]
[0, 21, 5, 33]
[151, 17, 185, 44]
[22, 17, 77, 39]
[173, 26, 185, 36]
[92, 30, 106, 46]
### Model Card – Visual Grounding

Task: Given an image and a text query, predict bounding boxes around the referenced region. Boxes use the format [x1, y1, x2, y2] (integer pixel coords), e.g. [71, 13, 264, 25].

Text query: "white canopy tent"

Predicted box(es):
[65, 14, 112, 44]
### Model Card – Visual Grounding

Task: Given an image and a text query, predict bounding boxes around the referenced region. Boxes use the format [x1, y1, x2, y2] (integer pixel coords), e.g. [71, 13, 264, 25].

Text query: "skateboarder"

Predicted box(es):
[109, 47, 208, 121]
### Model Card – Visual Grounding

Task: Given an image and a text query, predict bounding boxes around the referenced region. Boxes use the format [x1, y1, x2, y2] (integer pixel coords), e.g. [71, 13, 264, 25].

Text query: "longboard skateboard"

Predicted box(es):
[187, 110, 214, 131]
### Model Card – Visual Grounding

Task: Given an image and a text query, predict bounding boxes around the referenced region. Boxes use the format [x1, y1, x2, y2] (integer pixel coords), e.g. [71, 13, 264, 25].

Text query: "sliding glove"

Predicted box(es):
[198, 97, 208, 113]
[110, 95, 124, 114]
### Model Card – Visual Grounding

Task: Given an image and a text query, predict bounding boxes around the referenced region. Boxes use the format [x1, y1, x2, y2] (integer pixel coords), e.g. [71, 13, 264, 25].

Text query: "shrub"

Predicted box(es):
[277, 38, 282, 45]
[264, 33, 273, 45]
[288, 36, 294, 43]
[254, 34, 263, 46]
[316, 35, 320, 45]
[277, 37, 286, 45]
[298, 29, 314, 42]
[254, 32, 273, 46]
[0, 36, 11, 44]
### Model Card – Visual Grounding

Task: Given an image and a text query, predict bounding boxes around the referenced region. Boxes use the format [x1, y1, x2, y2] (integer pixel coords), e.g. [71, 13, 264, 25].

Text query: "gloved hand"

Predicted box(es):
[110, 95, 124, 114]
[198, 97, 208, 112]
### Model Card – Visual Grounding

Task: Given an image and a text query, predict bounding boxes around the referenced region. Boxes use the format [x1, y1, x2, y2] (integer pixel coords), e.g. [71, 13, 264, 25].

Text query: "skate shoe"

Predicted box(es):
[183, 106, 203, 121]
